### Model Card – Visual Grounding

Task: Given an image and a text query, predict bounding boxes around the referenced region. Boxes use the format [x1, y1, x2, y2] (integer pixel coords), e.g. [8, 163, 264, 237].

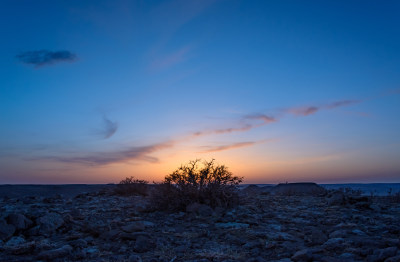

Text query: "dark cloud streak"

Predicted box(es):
[16, 50, 77, 67]
[288, 100, 360, 116]
[45, 141, 174, 166]
[101, 116, 118, 139]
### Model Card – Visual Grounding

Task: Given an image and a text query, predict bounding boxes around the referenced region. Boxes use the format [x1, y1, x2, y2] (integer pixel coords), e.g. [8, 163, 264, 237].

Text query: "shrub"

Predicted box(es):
[151, 159, 243, 211]
[115, 176, 149, 196]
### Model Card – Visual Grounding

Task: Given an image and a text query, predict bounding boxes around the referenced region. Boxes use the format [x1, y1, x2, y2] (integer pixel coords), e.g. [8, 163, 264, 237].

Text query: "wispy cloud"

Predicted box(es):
[40, 97, 362, 166]
[147, 0, 217, 72]
[192, 124, 252, 137]
[45, 141, 174, 166]
[244, 114, 277, 124]
[326, 100, 359, 109]
[288, 106, 319, 116]
[199, 141, 257, 153]
[101, 116, 118, 139]
[199, 139, 276, 153]
[150, 45, 192, 71]
[287, 100, 360, 116]
[16, 50, 77, 67]
[151, 0, 217, 36]
[191, 114, 277, 137]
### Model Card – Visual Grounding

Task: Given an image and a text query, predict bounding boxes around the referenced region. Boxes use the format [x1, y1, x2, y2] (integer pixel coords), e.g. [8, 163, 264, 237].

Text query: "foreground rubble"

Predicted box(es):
[1, 185, 400, 262]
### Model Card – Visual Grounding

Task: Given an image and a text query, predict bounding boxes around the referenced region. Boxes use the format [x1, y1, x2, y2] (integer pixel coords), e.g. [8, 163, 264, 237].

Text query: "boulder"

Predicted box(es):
[291, 249, 313, 262]
[38, 245, 73, 260]
[5, 236, 25, 247]
[0, 219, 15, 241]
[133, 236, 155, 253]
[36, 213, 64, 236]
[3, 236, 35, 255]
[310, 228, 328, 245]
[129, 254, 143, 262]
[376, 247, 398, 261]
[121, 221, 146, 232]
[7, 213, 33, 230]
[327, 191, 345, 205]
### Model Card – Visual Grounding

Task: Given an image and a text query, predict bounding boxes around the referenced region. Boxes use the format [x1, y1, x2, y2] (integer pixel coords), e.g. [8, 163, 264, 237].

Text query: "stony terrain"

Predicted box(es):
[1, 184, 400, 262]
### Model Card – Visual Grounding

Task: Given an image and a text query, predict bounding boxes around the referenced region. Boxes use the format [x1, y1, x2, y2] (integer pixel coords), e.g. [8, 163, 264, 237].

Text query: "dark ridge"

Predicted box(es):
[271, 182, 327, 196]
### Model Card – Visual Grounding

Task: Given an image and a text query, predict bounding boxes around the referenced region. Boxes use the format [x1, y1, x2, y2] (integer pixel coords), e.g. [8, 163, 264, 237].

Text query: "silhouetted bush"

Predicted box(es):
[150, 159, 243, 211]
[115, 176, 149, 196]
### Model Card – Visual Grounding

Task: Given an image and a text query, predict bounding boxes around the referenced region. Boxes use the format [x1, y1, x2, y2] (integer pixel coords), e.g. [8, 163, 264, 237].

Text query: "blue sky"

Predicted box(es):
[1, 0, 399, 183]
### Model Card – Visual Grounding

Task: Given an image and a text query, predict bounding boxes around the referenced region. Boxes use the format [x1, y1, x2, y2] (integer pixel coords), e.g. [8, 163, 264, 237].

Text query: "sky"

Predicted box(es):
[1, 0, 399, 184]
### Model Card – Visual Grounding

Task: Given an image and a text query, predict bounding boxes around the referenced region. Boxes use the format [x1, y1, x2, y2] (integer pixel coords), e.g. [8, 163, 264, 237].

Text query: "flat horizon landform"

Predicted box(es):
[1, 182, 400, 262]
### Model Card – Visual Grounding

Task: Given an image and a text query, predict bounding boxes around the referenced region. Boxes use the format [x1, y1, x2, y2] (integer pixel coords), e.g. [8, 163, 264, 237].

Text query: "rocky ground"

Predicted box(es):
[1, 184, 400, 262]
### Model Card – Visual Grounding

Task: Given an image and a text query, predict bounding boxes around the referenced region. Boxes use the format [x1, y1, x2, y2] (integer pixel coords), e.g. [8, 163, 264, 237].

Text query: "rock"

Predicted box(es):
[129, 254, 143, 262]
[271, 183, 326, 196]
[84, 246, 99, 257]
[69, 239, 87, 248]
[5, 236, 25, 247]
[327, 191, 345, 205]
[36, 212, 64, 236]
[370, 204, 381, 212]
[175, 244, 189, 253]
[7, 213, 33, 230]
[120, 232, 150, 240]
[385, 255, 400, 262]
[339, 252, 356, 260]
[69, 209, 84, 220]
[0, 219, 15, 241]
[310, 228, 328, 245]
[142, 221, 155, 227]
[351, 229, 366, 236]
[291, 249, 313, 261]
[376, 247, 398, 261]
[101, 229, 121, 240]
[268, 232, 296, 241]
[247, 257, 268, 262]
[215, 222, 250, 229]
[265, 240, 277, 249]
[322, 238, 345, 251]
[133, 236, 155, 253]
[243, 240, 263, 249]
[1, 184, 399, 262]
[26, 225, 40, 236]
[122, 221, 146, 232]
[3, 238, 35, 255]
[329, 230, 347, 238]
[38, 244, 73, 260]
[186, 203, 213, 216]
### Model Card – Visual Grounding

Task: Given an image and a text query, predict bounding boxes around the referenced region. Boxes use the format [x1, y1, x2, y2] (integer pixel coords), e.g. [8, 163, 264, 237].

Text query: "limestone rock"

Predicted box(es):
[38, 244, 73, 260]
[36, 213, 64, 236]
[7, 213, 33, 230]
[0, 219, 15, 241]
